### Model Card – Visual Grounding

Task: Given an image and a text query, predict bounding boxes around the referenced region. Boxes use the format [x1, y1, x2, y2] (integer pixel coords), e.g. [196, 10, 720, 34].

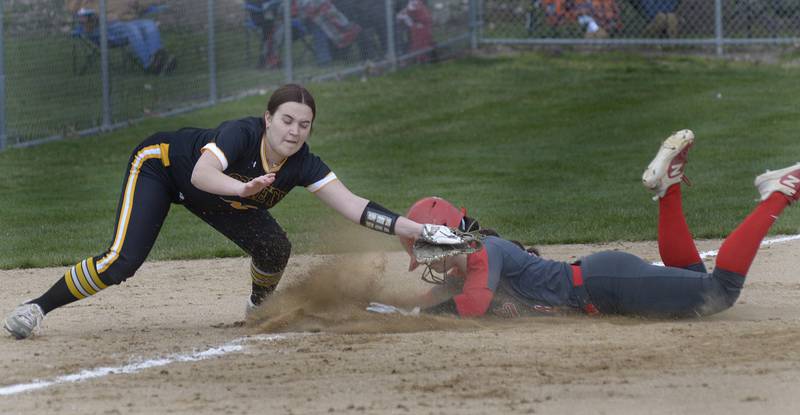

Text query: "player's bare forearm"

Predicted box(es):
[192, 166, 242, 196]
[314, 180, 431, 239]
[418, 284, 457, 308]
[191, 152, 274, 197]
[314, 180, 369, 222]
[193, 170, 273, 197]
[394, 217, 424, 239]
[238, 174, 275, 197]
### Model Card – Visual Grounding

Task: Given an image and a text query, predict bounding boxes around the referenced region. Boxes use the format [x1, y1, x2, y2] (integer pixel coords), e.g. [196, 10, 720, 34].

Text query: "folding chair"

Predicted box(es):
[71, 9, 132, 75]
[244, 0, 315, 68]
[70, 5, 168, 75]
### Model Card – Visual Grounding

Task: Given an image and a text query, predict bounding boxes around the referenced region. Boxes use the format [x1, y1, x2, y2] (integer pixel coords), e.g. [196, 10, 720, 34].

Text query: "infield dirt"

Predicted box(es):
[2, 238, 800, 414]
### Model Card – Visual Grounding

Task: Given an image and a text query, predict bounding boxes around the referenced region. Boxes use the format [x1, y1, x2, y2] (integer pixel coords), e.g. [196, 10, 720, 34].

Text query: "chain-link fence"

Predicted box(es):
[0, 0, 474, 149]
[3, 1, 799, 150]
[481, 0, 800, 51]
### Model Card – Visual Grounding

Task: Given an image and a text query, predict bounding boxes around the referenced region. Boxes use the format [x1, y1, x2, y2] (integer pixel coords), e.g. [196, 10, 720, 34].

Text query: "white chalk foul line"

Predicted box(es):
[0, 334, 289, 397]
[653, 234, 800, 266]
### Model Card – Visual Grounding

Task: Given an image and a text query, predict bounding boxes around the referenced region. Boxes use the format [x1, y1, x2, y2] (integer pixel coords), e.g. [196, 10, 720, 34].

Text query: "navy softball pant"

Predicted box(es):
[577, 181, 792, 318]
[580, 251, 745, 318]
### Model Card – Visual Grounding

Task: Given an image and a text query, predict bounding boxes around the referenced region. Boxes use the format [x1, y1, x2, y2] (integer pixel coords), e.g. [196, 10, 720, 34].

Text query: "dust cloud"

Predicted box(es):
[246, 253, 482, 334]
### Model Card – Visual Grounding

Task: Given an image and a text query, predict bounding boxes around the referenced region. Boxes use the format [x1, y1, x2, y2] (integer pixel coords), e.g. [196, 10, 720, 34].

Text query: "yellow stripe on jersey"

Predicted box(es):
[96, 145, 165, 273]
[260, 137, 269, 172]
[159, 143, 171, 167]
[260, 137, 286, 173]
[64, 268, 85, 300]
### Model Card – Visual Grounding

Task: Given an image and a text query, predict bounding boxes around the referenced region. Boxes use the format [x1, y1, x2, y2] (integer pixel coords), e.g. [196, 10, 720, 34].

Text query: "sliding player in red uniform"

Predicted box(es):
[398, 130, 800, 318]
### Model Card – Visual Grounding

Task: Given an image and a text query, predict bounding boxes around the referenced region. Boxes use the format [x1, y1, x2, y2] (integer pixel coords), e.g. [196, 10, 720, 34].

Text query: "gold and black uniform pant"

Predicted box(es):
[54, 139, 290, 307]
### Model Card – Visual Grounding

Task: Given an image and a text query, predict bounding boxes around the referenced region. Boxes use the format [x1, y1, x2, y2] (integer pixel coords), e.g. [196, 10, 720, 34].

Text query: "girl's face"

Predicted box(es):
[264, 101, 314, 160]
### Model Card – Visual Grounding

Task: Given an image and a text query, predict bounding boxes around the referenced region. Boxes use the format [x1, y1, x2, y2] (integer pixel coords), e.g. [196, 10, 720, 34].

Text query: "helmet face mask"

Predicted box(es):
[418, 254, 457, 284]
[420, 260, 447, 284]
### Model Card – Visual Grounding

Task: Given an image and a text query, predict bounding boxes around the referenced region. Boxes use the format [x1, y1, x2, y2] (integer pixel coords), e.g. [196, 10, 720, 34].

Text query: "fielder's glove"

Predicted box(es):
[420, 224, 466, 245]
[413, 231, 484, 265]
[366, 302, 420, 316]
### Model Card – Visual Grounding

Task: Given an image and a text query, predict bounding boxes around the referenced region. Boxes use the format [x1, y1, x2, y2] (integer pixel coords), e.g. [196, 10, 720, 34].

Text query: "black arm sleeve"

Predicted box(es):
[359, 200, 399, 235]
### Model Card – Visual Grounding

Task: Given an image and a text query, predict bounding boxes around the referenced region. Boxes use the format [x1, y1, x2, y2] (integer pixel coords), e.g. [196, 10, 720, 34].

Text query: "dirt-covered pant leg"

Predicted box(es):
[183, 206, 291, 292]
[581, 251, 744, 318]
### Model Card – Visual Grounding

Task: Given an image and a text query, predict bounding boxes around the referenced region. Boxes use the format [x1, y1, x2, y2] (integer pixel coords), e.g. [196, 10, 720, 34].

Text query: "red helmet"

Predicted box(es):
[401, 197, 467, 271]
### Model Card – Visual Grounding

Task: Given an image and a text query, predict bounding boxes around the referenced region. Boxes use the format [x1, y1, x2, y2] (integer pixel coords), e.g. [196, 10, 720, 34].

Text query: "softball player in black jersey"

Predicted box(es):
[3, 84, 464, 339]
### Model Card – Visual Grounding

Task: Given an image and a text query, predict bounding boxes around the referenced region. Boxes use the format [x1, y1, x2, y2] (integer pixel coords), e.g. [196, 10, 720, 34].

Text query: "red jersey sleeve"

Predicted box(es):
[453, 249, 495, 317]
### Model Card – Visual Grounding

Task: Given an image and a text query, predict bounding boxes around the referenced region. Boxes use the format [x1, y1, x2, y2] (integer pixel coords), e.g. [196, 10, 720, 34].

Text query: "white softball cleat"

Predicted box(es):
[642, 129, 695, 200]
[754, 162, 800, 203]
[4, 303, 44, 340]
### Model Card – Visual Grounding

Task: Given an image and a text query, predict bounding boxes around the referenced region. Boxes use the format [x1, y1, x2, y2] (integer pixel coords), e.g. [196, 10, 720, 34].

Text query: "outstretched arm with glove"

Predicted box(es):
[313, 179, 465, 243]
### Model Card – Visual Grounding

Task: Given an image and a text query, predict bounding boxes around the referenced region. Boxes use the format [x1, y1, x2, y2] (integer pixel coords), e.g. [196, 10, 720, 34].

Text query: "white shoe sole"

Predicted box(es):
[642, 129, 694, 198]
[754, 162, 800, 201]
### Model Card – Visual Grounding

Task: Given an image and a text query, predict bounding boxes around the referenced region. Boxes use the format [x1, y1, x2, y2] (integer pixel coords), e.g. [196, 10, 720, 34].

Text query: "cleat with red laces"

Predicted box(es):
[642, 129, 695, 200]
[754, 163, 800, 203]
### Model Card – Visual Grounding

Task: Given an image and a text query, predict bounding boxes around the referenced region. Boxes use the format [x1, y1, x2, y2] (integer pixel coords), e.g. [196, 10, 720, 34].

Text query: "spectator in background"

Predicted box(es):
[334, 0, 388, 62]
[245, 0, 280, 68]
[397, 0, 434, 63]
[637, 0, 680, 38]
[299, 0, 361, 65]
[541, 0, 621, 38]
[66, 0, 177, 75]
[256, 0, 360, 68]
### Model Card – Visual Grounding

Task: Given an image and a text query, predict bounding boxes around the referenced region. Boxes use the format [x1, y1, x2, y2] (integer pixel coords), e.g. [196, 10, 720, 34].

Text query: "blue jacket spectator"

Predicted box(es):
[636, 0, 680, 38]
[66, 0, 176, 74]
[639, 0, 680, 20]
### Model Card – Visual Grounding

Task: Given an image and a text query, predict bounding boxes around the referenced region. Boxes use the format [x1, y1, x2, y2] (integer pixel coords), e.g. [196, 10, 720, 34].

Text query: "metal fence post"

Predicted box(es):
[478, 0, 485, 45]
[99, 0, 112, 130]
[283, 0, 293, 84]
[208, 0, 217, 104]
[715, 0, 724, 56]
[469, 0, 478, 50]
[385, 0, 397, 71]
[0, 0, 7, 150]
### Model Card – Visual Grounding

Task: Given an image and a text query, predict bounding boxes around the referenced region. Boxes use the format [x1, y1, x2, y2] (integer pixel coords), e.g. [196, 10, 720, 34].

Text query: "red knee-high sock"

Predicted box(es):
[716, 192, 791, 276]
[658, 184, 702, 267]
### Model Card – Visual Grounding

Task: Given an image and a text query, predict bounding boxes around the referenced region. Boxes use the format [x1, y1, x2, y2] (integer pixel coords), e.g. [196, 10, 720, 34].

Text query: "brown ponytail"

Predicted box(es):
[479, 228, 539, 256]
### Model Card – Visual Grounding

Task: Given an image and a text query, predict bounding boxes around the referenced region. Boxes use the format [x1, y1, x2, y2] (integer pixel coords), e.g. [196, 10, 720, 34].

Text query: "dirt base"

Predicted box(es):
[2, 238, 800, 414]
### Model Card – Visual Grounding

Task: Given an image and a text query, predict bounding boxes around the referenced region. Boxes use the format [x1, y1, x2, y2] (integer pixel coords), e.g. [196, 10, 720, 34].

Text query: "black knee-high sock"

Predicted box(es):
[31, 278, 80, 314]
[30, 257, 110, 314]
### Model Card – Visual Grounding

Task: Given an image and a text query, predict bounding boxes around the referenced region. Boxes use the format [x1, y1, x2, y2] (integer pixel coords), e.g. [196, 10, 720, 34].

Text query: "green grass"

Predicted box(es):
[3, 26, 325, 142]
[4, 21, 469, 143]
[2, 51, 800, 269]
